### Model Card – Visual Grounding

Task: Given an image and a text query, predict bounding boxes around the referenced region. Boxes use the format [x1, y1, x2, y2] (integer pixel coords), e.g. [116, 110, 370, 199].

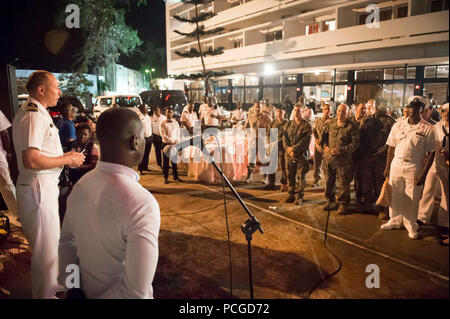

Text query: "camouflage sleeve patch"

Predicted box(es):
[27, 103, 39, 112]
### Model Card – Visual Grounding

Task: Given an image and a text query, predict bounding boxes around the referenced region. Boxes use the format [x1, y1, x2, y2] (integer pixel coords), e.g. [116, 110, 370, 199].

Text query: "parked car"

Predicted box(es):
[93, 94, 142, 118]
[140, 90, 187, 118]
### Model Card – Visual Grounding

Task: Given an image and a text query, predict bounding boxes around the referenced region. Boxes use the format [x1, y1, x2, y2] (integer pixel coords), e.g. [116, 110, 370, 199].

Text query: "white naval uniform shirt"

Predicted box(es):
[434, 120, 449, 169]
[151, 114, 166, 136]
[160, 119, 180, 144]
[139, 113, 152, 138]
[0, 110, 12, 168]
[12, 97, 63, 182]
[231, 109, 247, 122]
[180, 110, 198, 129]
[199, 103, 209, 121]
[386, 118, 437, 178]
[59, 161, 161, 299]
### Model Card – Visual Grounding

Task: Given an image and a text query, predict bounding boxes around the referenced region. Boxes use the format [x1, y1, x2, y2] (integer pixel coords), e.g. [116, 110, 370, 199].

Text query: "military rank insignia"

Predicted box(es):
[27, 103, 39, 112]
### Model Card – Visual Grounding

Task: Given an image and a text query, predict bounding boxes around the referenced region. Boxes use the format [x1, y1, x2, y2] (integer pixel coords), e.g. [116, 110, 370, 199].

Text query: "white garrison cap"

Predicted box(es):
[406, 95, 430, 110]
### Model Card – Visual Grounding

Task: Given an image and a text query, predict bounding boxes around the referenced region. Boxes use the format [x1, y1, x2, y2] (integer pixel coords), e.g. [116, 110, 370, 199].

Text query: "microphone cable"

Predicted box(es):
[304, 207, 342, 299]
[214, 133, 234, 299]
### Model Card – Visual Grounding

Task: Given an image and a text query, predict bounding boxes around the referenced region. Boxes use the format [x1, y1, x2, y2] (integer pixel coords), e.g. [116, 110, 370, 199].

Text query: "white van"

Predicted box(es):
[93, 94, 143, 118]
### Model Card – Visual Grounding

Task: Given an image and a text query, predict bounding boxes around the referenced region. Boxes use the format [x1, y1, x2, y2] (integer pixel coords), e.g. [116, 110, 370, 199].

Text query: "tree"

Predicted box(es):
[69, 0, 142, 74]
[58, 72, 94, 101]
[172, 0, 231, 97]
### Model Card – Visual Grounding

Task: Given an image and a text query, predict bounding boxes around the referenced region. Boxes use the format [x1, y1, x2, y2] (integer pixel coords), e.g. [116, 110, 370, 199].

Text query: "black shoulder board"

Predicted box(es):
[27, 103, 39, 112]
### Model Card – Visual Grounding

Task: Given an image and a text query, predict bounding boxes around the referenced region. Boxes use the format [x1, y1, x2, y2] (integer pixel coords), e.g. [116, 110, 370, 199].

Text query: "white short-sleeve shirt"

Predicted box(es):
[386, 118, 437, 176]
[204, 107, 222, 127]
[0, 111, 12, 168]
[151, 114, 166, 136]
[12, 97, 63, 178]
[139, 113, 152, 138]
[180, 110, 198, 129]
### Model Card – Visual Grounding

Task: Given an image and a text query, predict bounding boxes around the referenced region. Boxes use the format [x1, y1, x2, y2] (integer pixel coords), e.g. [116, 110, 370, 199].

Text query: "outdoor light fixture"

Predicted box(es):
[347, 86, 352, 91]
[415, 84, 421, 89]
[296, 87, 301, 91]
[314, 70, 320, 75]
[264, 64, 275, 75]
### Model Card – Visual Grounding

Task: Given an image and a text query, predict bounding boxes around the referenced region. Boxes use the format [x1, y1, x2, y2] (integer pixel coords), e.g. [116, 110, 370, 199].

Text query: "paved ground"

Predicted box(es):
[0, 150, 448, 299]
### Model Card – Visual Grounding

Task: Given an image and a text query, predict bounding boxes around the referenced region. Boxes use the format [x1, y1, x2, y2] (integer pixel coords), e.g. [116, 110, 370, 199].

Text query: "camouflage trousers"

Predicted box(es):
[324, 156, 353, 205]
[286, 155, 309, 198]
[268, 150, 287, 186]
[313, 144, 323, 182]
[358, 155, 385, 204]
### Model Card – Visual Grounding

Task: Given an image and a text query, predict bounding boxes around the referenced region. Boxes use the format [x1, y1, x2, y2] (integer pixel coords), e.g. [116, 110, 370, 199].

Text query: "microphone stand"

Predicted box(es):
[206, 155, 263, 299]
[174, 134, 264, 298]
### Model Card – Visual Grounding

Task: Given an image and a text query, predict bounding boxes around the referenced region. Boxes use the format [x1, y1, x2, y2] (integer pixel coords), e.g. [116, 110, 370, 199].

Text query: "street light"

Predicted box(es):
[145, 68, 155, 89]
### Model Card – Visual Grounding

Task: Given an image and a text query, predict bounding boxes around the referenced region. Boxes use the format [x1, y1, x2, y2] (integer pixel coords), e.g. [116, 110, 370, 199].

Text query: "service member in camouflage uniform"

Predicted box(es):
[350, 102, 366, 203]
[244, 101, 271, 183]
[321, 104, 360, 214]
[371, 104, 396, 219]
[357, 110, 385, 210]
[312, 103, 331, 186]
[265, 107, 288, 191]
[283, 104, 312, 205]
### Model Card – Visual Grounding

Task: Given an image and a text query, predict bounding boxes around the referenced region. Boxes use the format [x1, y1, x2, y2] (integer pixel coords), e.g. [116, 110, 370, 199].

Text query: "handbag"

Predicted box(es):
[376, 177, 391, 207]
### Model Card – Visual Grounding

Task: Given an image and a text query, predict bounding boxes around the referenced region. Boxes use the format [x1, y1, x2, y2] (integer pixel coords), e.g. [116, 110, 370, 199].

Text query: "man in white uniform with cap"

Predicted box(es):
[12, 70, 85, 298]
[381, 96, 437, 239]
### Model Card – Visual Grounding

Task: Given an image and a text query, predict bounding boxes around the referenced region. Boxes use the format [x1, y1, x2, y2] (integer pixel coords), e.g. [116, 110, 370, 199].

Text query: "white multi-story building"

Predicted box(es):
[166, 0, 449, 113]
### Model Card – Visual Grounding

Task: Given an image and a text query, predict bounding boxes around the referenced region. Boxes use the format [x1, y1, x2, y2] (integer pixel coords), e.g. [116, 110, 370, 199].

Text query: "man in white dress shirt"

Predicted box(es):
[160, 107, 182, 184]
[137, 104, 152, 174]
[12, 70, 85, 298]
[231, 102, 247, 126]
[59, 108, 161, 298]
[381, 96, 437, 239]
[203, 100, 223, 129]
[180, 100, 198, 135]
[151, 106, 166, 169]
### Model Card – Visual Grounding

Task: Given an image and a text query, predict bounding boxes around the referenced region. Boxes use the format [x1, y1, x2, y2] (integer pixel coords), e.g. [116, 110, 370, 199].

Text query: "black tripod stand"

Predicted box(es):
[208, 157, 264, 299]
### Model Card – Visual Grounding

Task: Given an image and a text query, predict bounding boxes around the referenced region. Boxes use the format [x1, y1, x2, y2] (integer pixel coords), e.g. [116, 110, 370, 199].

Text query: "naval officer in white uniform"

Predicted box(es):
[381, 96, 437, 239]
[12, 70, 85, 298]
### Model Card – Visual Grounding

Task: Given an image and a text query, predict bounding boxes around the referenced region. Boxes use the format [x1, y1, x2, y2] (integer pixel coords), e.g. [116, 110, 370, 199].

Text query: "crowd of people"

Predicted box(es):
[0, 69, 448, 300]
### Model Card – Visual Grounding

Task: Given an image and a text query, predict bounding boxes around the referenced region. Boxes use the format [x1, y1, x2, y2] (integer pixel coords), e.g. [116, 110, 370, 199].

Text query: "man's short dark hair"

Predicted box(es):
[76, 123, 91, 134]
[61, 102, 72, 119]
[96, 108, 142, 147]
[26, 70, 53, 93]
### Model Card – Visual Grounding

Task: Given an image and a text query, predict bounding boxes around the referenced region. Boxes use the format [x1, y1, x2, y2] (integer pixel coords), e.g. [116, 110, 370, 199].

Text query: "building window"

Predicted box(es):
[216, 80, 228, 87]
[424, 66, 437, 78]
[264, 75, 281, 85]
[245, 76, 259, 86]
[394, 67, 405, 80]
[397, 6, 408, 18]
[336, 71, 348, 82]
[233, 38, 243, 48]
[424, 83, 449, 104]
[359, 13, 369, 25]
[284, 74, 297, 84]
[407, 67, 416, 79]
[233, 88, 244, 103]
[437, 65, 449, 78]
[431, 0, 445, 12]
[245, 88, 260, 104]
[384, 68, 394, 80]
[264, 30, 282, 42]
[303, 74, 310, 83]
[380, 9, 392, 21]
[263, 87, 281, 104]
[366, 69, 383, 81]
[356, 70, 365, 81]
[232, 77, 244, 86]
[322, 20, 336, 32]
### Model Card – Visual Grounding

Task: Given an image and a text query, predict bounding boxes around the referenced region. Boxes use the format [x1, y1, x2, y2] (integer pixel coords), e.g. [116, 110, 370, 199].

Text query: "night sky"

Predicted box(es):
[0, 0, 166, 73]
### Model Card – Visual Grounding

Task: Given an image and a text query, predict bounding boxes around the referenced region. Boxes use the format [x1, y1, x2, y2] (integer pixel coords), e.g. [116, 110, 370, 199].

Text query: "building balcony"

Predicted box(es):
[168, 10, 449, 75]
